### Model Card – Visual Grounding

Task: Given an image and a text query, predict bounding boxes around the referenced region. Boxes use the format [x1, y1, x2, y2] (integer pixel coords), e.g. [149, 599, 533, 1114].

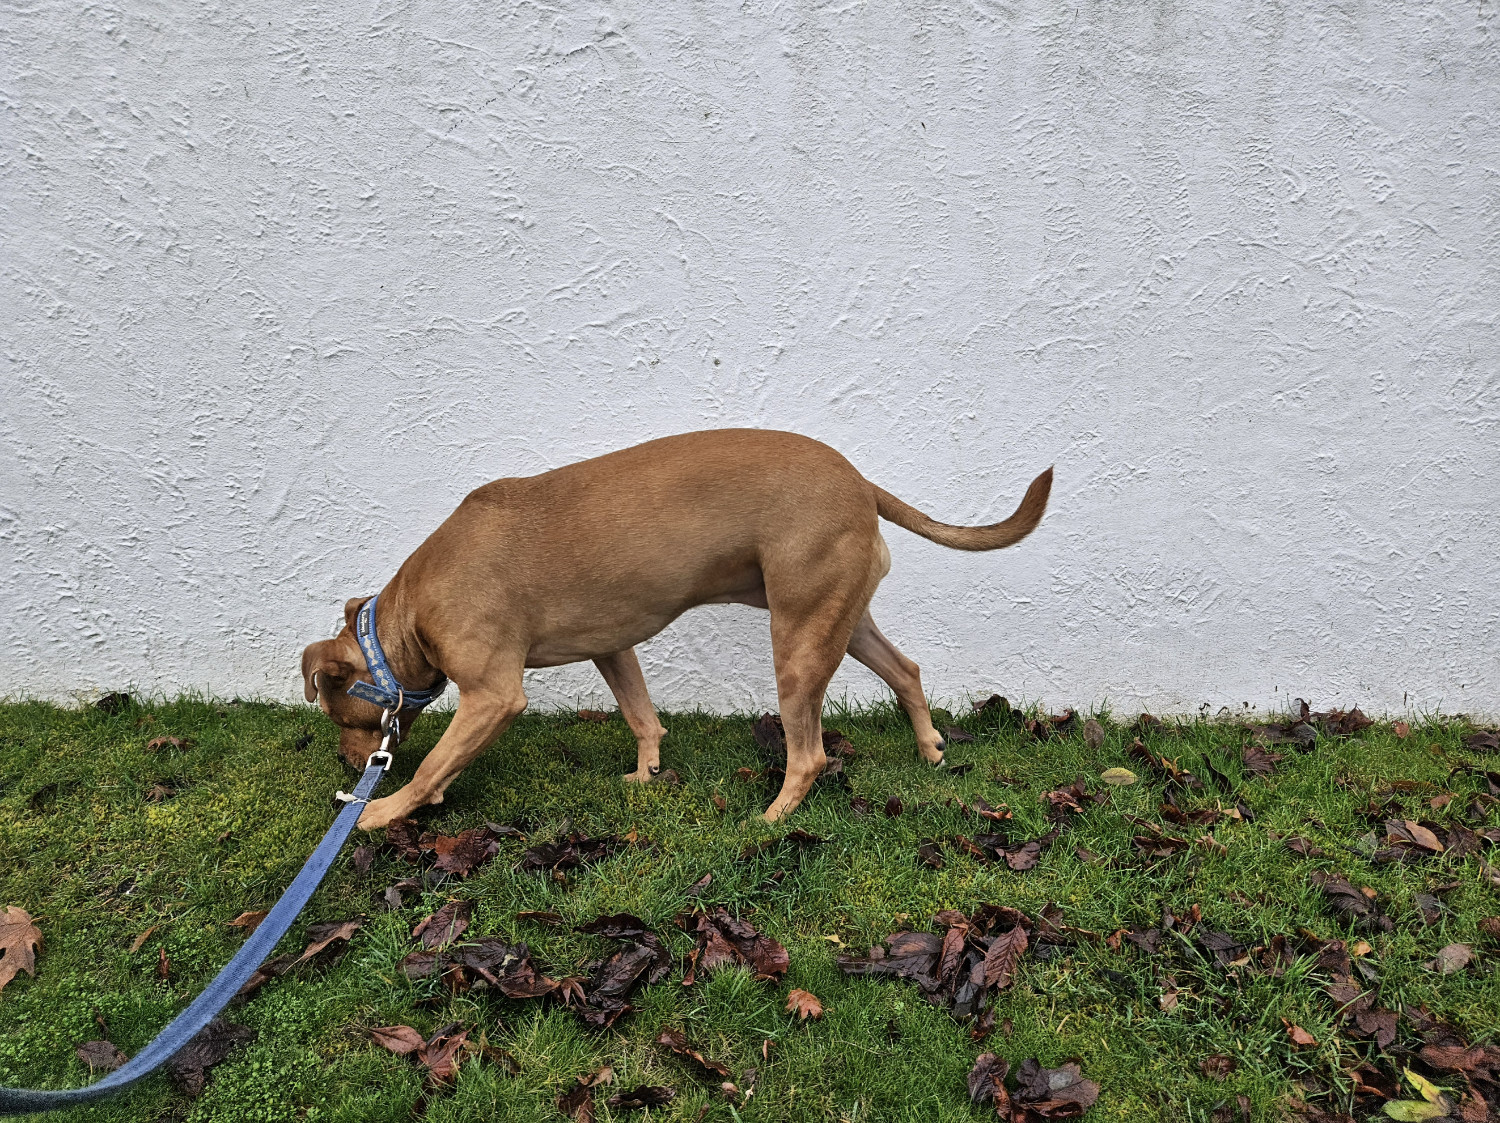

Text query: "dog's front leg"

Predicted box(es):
[594, 649, 668, 783]
[357, 686, 526, 829]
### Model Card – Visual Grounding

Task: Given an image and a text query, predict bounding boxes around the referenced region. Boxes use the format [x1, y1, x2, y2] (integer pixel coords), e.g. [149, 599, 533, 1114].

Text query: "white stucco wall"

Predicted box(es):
[2, 1, 1496, 718]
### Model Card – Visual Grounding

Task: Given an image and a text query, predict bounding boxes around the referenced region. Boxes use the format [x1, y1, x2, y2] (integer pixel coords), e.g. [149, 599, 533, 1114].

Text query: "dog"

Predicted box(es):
[300, 429, 1051, 828]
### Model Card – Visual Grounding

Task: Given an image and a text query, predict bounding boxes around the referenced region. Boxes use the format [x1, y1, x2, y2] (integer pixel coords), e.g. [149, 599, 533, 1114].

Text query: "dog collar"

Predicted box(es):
[346, 594, 447, 712]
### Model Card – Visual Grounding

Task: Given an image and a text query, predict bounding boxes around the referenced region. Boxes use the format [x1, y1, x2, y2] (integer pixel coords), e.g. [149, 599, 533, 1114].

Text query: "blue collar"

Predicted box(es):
[346, 594, 447, 712]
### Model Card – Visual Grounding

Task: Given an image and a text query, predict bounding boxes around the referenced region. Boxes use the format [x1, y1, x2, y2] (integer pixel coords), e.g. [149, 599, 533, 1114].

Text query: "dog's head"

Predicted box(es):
[301, 596, 395, 768]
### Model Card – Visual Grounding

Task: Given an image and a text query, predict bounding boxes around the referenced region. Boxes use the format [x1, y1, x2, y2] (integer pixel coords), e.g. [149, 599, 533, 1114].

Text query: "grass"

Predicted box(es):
[0, 696, 1496, 1122]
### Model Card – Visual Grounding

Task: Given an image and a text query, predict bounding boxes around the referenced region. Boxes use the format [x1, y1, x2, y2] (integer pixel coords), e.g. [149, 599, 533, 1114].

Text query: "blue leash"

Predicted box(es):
[0, 742, 393, 1115]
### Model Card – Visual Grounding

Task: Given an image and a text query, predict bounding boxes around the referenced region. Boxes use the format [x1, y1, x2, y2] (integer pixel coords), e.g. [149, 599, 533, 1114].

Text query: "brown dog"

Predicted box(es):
[300, 429, 1051, 828]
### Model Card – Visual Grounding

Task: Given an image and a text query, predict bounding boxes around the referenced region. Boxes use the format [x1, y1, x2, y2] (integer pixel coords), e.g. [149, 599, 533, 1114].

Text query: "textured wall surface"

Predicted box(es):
[3, 0, 1497, 718]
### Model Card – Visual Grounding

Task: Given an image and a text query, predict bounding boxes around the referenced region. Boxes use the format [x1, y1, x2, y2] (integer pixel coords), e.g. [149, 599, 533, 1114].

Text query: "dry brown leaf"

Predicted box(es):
[75, 1040, 127, 1072]
[1428, 943, 1472, 974]
[1083, 718, 1106, 750]
[127, 924, 158, 954]
[370, 1025, 425, 1056]
[227, 911, 269, 934]
[577, 709, 611, 723]
[785, 988, 824, 1020]
[1283, 1020, 1317, 1048]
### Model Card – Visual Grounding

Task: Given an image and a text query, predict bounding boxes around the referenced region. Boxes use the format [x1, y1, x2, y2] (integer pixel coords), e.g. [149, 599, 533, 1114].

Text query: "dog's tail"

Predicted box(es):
[874, 467, 1053, 552]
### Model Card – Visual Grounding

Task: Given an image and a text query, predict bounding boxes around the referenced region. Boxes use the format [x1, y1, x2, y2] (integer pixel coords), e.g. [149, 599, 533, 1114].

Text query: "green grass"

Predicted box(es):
[0, 697, 1496, 1122]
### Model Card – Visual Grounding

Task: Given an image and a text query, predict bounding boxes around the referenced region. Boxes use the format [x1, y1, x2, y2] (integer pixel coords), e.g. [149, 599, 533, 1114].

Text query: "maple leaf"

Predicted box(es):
[785, 989, 824, 1020]
[0, 906, 42, 994]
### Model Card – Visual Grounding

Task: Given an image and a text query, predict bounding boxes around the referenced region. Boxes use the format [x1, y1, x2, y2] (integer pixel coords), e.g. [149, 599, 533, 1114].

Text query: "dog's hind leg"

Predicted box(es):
[357, 680, 527, 830]
[594, 648, 669, 783]
[846, 610, 945, 765]
[763, 574, 876, 822]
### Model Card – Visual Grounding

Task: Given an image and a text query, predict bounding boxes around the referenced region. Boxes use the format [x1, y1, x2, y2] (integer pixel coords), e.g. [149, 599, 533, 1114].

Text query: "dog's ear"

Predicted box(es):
[344, 596, 373, 629]
[302, 639, 355, 703]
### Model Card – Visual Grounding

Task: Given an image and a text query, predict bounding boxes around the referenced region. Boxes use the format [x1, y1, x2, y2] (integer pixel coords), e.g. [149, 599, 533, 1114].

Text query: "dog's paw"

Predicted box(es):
[622, 765, 661, 785]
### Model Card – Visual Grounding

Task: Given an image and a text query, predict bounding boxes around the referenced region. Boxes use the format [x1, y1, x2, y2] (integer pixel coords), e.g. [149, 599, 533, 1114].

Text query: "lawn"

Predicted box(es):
[0, 696, 1496, 1122]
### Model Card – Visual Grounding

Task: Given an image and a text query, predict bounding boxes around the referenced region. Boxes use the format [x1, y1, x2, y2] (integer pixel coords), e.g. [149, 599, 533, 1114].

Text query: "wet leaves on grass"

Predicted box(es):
[167, 1018, 252, 1097]
[518, 831, 639, 876]
[680, 907, 789, 984]
[968, 1054, 1101, 1120]
[656, 1027, 731, 1079]
[838, 905, 1043, 1022]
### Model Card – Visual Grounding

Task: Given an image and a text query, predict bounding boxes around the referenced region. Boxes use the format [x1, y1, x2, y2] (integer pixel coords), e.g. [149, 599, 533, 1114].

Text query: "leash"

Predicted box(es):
[0, 715, 399, 1116]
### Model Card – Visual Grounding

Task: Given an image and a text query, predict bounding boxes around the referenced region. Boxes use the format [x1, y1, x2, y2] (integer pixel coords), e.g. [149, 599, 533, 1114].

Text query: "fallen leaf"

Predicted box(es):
[1382, 1103, 1446, 1121]
[558, 1065, 616, 1121]
[234, 951, 298, 997]
[981, 925, 1028, 989]
[655, 1028, 732, 1079]
[296, 918, 363, 965]
[144, 736, 188, 752]
[370, 1025, 425, 1056]
[0, 907, 42, 994]
[686, 872, 713, 898]
[1012, 1058, 1100, 1115]
[413, 901, 470, 950]
[75, 1040, 127, 1071]
[1394, 722, 1411, 739]
[967, 1053, 1010, 1105]
[166, 1018, 252, 1097]
[1242, 744, 1284, 777]
[916, 840, 944, 869]
[1427, 943, 1472, 974]
[850, 797, 871, 816]
[1479, 917, 1500, 940]
[518, 832, 636, 875]
[1200, 1054, 1236, 1079]
[418, 1023, 469, 1085]
[711, 794, 727, 811]
[681, 908, 788, 983]
[577, 709, 611, 722]
[944, 726, 976, 744]
[427, 828, 502, 877]
[95, 692, 131, 713]
[517, 910, 566, 926]
[1403, 1067, 1446, 1105]
[785, 989, 823, 1020]
[571, 914, 672, 1027]
[1284, 836, 1326, 859]
[127, 924, 158, 954]
[605, 1086, 676, 1109]
[1101, 767, 1136, 786]
[884, 796, 904, 818]
[381, 878, 422, 912]
[1284, 1021, 1318, 1048]
[157, 946, 170, 980]
[1083, 719, 1106, 750]
[1462, 730, 1499, 753]
[227, 911, 269, 934]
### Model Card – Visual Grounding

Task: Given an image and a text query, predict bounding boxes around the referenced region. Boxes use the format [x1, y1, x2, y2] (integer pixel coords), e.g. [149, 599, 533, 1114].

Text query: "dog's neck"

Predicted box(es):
[363, 586, 444, 696]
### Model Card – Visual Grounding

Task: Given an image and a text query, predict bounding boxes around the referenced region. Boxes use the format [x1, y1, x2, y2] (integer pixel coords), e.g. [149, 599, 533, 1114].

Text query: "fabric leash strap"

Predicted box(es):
[345, 594, 446, 712]
[0, 753, 390, 1115]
